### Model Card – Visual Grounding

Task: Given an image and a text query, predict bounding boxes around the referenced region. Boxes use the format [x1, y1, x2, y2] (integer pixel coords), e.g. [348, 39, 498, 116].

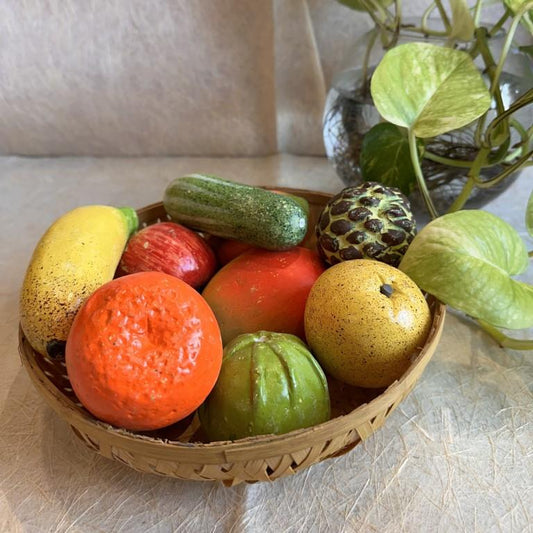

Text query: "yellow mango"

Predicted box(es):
[20, 205, 138, 357]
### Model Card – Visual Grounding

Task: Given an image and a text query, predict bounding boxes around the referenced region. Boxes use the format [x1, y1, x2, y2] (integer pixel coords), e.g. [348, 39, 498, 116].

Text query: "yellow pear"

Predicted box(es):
[304, 259, 431, 388]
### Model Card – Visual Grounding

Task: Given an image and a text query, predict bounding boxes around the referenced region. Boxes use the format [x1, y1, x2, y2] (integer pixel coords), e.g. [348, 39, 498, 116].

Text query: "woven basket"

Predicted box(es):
[19, 187, 446, 486]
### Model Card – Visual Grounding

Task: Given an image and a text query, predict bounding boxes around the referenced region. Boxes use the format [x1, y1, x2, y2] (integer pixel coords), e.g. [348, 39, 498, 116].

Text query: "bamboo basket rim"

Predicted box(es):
[18, 187, 447, 477]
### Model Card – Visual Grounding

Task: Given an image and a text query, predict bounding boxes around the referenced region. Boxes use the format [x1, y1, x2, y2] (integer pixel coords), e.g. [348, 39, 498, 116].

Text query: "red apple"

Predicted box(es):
[118, 222, 217, 288]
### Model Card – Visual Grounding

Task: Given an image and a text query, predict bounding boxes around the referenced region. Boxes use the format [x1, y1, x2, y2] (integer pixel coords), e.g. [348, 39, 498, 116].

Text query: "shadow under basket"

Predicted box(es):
[18, 188, 446, 486]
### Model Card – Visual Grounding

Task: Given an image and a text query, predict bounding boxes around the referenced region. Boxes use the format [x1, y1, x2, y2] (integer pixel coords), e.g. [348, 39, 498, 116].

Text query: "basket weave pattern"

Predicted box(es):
[18, 189, 446, 486]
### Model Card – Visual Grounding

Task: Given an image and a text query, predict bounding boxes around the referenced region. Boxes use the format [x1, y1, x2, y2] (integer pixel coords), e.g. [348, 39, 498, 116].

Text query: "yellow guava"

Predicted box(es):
[304, 259, 431, 388]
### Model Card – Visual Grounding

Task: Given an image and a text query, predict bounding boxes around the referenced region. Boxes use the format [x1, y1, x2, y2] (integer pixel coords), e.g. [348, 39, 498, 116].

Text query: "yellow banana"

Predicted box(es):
[19, 205, 138, 357]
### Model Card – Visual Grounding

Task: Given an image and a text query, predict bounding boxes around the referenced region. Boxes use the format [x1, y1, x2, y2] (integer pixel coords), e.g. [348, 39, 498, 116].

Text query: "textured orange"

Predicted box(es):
[65, 271, 223, 431]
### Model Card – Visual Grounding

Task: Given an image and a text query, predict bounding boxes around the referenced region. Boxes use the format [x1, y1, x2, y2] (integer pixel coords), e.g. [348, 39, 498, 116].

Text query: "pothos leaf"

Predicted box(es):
[449, 0, 476, 41]
[504, 0, 533, 33]
[370, 42, 491, 138]
[359, 123, 422, 195]
[527, 190, 533, 237]
[504, 0, 532, 12]
[399, 210, 532, 329]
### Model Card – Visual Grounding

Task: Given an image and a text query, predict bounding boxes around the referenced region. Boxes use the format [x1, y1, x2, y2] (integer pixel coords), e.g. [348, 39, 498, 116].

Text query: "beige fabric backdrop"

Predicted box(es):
[0, 0, 376, 157]
[0, 1, 506, 157]
[0, 1, 278, 156]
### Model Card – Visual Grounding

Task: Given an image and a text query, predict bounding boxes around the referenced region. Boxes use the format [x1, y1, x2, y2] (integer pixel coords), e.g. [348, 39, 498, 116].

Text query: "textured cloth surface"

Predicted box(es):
[1, 154, 532, 532]
[0, 0, 441, 157]
[0, 0, 277, 156]
[0, 1, 512, 156]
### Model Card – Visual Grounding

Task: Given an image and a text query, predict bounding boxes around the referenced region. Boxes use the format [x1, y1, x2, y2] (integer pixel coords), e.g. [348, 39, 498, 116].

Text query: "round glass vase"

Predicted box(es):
[322, 21, 532, 221]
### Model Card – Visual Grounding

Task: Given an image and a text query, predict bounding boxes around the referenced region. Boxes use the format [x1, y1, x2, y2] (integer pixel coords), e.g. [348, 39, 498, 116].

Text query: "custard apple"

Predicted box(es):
[316, 182, 416, 267]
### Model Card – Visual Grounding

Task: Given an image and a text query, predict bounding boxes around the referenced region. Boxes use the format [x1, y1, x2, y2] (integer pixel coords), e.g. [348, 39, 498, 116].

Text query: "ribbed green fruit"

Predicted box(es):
[198, 331, 331, 442]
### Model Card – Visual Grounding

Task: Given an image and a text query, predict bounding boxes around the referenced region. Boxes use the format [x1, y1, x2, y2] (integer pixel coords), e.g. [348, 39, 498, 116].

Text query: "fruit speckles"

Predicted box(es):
[304, 259, 431, 388]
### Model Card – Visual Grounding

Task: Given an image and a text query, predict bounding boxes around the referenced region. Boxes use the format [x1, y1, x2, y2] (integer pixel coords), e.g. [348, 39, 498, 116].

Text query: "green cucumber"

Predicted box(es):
[163, 174, 308, 250]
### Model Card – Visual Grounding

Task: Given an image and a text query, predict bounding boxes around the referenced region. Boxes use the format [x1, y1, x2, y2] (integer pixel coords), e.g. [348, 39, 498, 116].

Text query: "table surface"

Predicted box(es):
[1, 154, 531, 533]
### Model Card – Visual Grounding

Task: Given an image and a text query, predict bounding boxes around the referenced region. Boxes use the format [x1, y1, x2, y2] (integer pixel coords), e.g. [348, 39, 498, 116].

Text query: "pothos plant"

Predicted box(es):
[336, 0, 533, 349]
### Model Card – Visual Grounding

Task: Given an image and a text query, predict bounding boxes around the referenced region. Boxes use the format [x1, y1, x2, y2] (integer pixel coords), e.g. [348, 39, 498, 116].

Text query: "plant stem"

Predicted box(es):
[510, 118, 529, 146]
[419, 4, 450, 37]
[408, 129, 439, 219]
[393, 0, 402, 32]
[434, 0, 451, 32]
[360, 27, 379, 96]
[490, 8, 526, 96]
[447, 146, 491, 213]
[474, 27, 503, 137]
[489, 2, 533, 101]
[473, 0, 483, 27]
[360, 0, 392, 29]
[485, 89, 533, 138]
[448, 180, 475, 213]
[424, 151, 490, 169]
[488, 9, 512, 37]
[503, 119, 533, 162]
[473, 149, 533, 188]
[477, 319, 533, 350]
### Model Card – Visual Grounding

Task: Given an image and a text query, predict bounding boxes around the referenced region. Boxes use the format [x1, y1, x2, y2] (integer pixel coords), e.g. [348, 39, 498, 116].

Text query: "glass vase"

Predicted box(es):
[322, 21, 532, 221]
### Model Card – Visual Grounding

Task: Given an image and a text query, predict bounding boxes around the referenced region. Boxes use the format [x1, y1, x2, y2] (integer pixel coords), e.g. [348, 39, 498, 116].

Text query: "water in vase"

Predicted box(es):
[322, 66, 531, 218]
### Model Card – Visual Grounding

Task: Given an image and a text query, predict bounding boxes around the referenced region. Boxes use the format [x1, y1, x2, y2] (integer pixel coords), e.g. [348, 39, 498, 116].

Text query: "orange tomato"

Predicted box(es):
[65, 271, 223, 431]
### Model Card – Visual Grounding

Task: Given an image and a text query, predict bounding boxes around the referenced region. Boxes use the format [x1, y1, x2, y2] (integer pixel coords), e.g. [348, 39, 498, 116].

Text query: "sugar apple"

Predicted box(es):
[316, 182, 416, 267]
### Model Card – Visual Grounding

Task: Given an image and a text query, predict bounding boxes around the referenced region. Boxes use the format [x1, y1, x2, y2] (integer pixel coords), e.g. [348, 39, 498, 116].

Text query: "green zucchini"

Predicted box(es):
[163, 174, 308, 250]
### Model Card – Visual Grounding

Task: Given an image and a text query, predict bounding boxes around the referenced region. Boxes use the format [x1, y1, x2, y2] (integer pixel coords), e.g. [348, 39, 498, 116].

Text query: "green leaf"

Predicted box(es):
[504, 0, 531, 12]
[359, 123, 421, 195]
[370, 43, 492, 138]
[336, 0, 393, 11]
[527, 191, 533, 237]
[449, 0, 476, 41]
[399, 210, 533, 329]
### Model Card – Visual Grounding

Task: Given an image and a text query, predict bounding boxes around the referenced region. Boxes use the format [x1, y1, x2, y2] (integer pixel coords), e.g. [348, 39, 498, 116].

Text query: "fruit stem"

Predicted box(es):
[380, 284, 394, 297]
[118, 207, 139, 237]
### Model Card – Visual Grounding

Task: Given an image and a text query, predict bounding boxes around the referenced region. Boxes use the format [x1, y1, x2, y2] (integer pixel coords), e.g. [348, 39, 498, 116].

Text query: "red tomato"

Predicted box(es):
[214, 239, 256, 266]
[202, 247, 326, 345]
[118, 222, 217, 288]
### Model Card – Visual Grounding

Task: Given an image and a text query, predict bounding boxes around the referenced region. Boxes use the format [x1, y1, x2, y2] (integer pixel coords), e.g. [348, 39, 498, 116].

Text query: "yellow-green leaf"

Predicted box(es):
[370, 43, 491, 138]
[399, 210, 532, 329]
[449, 0, 476, 41]
[527, 190, 533, 237]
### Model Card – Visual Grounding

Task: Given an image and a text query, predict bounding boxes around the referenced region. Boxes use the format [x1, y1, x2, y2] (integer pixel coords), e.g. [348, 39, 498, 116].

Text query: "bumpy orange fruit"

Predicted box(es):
[66, 271, 223, 431]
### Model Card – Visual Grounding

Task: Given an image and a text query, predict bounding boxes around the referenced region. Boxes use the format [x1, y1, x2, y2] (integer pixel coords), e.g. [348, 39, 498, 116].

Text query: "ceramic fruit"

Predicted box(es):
[316, 182, 416, 267]
[213, 238, 256, 266]
[304, 259, 431, 388]
[20, 205, 138, 357]
[118, 221, 217, 288]
[65, 271, 223, 431]
[163, 174, 308, 250]
[202, 247, 326, 345]
[198, 331, 330, 441]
